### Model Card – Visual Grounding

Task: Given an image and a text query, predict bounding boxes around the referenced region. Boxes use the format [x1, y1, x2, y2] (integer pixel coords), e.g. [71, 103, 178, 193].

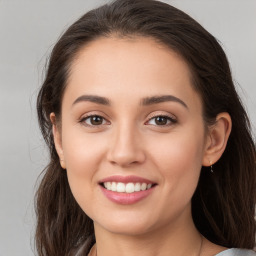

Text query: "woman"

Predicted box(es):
[35, 0, 256, 255]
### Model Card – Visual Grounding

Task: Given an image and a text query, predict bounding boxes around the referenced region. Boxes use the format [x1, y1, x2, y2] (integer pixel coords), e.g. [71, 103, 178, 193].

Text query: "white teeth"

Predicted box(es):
[141, 183, 147, 191]
[125, 183, 135, 193]
[111, 182, 117, 191]
[134, 182, 140, 192]
[103, 182, 153, 193]
[116, 182, 125, 192]
[106, 182, 111, 190]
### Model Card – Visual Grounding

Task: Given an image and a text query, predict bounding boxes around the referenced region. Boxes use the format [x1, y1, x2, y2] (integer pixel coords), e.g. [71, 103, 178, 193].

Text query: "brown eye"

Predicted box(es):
[155, 116, 168, 125]
[82, 115, 107, 126]
[90, 116, 103, 125]
[147, 115, 177, 126]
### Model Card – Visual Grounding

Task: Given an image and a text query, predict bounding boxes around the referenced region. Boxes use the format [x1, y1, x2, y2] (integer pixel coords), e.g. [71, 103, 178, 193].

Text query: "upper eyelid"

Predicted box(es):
[79, 111, 110, 121]
[146, 111, 177, 121]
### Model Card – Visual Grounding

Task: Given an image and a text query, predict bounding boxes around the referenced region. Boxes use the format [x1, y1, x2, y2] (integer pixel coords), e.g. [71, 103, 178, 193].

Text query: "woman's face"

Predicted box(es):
[55, 36, 210, 236]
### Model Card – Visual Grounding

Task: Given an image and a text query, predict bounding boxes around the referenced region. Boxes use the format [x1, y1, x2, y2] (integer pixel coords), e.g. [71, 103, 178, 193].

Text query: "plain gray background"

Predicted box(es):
[0, 1, 255, 255]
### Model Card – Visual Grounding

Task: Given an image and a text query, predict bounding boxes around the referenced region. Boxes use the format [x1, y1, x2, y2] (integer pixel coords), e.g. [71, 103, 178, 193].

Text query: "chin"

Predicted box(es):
[103, 223, 153, 236]
[94, 213, 156, 236]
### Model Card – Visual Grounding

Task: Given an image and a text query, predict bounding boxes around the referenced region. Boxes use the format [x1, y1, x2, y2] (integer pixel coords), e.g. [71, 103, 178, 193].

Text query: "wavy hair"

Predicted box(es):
[36, 0, 256, 255]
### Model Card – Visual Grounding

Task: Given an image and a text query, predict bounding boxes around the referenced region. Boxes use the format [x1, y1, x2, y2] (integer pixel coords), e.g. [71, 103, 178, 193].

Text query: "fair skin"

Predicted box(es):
[51, 37, 231, 256]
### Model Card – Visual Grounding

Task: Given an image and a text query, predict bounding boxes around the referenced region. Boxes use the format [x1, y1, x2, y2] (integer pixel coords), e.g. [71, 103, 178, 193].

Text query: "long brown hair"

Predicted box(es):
[36, 0, 256, 255]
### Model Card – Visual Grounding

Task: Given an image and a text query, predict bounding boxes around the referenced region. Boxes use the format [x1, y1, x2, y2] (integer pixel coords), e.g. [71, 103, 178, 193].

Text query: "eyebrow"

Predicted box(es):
[72, 95, 110, 106]
[72, 94, 188, 109]
[141, 95, 188, 108]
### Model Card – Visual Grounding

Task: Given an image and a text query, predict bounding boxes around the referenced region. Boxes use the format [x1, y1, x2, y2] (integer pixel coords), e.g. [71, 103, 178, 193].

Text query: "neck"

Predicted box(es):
[93, 209, 202, 256]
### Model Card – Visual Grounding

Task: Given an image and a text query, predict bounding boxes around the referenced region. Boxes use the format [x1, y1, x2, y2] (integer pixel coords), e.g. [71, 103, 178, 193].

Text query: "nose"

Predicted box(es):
[106, 124, 146, 167]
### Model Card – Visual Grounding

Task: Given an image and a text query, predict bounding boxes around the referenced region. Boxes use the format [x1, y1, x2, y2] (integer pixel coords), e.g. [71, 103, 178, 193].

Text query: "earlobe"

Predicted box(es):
[50, 113, 66, 169]
[202, 112, 232, 167]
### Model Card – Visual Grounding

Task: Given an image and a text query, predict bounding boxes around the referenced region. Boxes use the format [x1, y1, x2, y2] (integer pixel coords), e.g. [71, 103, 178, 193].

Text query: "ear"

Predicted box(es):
[50, 113, 66, 169]
[202, 112, 232, 167]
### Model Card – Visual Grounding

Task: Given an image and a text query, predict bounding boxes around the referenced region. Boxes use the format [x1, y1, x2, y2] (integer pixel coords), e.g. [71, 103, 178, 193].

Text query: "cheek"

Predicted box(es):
[61, 129, 107, 213]
[62, 127, 106, 175]
[158, 136, 203, 173]
[150, 128, 205, 196]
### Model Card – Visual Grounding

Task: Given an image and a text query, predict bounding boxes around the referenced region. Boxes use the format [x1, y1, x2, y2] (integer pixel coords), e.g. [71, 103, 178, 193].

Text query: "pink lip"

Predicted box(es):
[99, 175, 155, 184]
[100, 186, 155, 205]
[99, 175, 157, 205]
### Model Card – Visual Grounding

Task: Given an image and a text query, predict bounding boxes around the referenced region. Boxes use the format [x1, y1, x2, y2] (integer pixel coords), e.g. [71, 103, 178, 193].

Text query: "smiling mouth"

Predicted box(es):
[100, 182, 156, 193]
[99, 176, 157, 204]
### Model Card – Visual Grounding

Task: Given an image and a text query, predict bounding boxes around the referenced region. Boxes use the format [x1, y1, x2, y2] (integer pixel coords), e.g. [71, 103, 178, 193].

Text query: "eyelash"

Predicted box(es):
[79, 115, 109, 127]
[145, 114, 177, 127]
[79, 114, 177, 127]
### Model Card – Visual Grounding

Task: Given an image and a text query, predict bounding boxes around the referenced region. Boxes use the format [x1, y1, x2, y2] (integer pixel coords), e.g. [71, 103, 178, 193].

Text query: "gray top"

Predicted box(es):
[216, 249, 256, 256]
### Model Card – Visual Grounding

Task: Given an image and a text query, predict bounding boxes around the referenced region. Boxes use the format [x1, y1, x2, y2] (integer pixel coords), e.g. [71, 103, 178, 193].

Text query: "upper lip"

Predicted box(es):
[99, 175, 156, 184]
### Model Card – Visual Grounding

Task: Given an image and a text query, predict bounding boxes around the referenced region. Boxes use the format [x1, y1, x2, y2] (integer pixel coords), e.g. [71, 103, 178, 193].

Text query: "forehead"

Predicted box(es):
[63, 36, 202, 111]
[71, 36, 191, 81]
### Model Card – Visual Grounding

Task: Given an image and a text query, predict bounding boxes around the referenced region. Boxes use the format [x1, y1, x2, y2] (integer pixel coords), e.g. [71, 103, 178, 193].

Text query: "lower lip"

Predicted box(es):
[100, 186, 155, 205]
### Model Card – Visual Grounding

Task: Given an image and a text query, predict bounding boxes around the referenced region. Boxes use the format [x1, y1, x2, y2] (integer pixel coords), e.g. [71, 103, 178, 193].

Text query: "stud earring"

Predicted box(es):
[210, 161, 214, 173]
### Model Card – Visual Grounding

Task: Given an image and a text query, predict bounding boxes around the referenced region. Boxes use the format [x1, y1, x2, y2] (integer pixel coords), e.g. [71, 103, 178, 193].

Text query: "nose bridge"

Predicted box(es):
[107, 120, 145, 166]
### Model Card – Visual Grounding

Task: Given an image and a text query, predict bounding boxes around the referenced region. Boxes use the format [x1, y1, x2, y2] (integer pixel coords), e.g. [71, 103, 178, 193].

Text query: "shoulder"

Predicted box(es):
[215, 249, 256, 256]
